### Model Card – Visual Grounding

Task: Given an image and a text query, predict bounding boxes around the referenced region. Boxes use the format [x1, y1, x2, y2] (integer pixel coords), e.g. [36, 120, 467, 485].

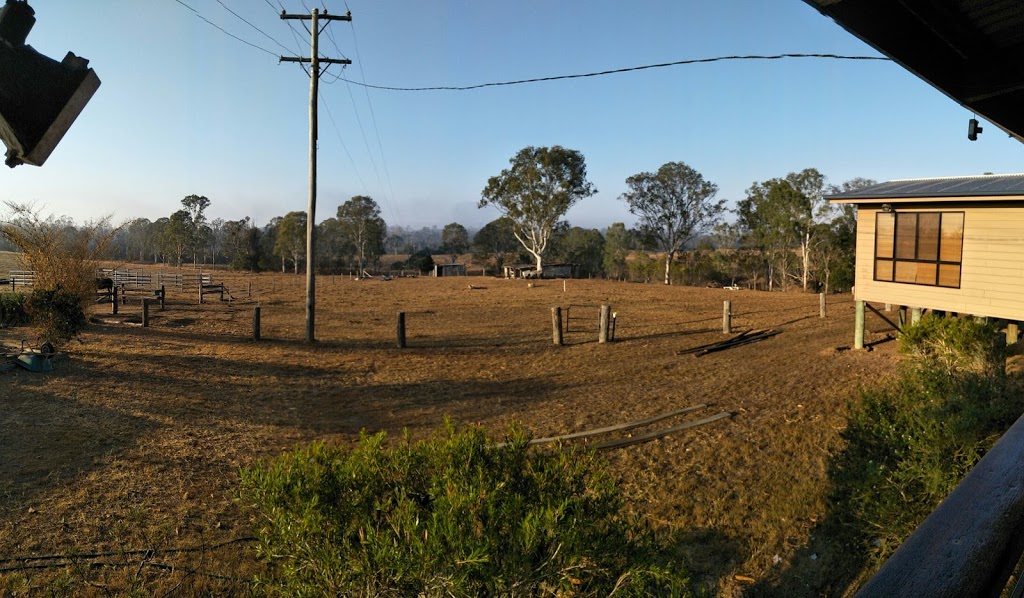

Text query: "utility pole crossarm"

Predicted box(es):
[280, 57, 351, 65]
[280, 12, 351, 22]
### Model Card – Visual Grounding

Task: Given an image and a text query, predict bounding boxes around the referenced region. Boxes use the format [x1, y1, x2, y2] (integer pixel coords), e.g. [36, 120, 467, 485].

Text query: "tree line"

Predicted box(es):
[2, 145, 870, 292]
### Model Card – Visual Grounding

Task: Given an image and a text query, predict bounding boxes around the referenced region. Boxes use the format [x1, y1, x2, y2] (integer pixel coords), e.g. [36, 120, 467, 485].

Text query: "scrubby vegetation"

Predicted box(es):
[240, 422, 691, 597]
[825, 315, 1021, 586]
[0, 292, 28, 328]
[0, 203, 116, 346]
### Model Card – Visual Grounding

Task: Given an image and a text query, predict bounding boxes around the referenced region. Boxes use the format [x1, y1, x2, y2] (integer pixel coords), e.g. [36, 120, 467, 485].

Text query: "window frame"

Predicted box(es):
[873, 210, 963, 288]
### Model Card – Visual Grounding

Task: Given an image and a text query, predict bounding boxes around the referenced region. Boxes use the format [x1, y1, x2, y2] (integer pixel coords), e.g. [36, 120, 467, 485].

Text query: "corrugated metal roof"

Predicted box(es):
[827, 173, 1024, 200]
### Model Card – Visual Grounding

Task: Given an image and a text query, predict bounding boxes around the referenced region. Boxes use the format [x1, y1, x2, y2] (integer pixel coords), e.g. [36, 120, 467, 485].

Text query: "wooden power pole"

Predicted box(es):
[280, 8, 351, 343]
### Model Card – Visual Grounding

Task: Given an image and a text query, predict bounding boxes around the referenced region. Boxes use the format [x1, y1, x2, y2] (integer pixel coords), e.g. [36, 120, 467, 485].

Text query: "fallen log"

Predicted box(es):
[595, 412, 733, 450]
[526, 404, 709, 446]
[677, 329, 779, 356]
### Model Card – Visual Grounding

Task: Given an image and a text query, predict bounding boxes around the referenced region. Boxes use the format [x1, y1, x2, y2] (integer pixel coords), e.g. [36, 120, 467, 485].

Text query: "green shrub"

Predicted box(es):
[828, 316, 1023, 573]
[240, 422, 690, 597]
[0, 292, 29, 328]
[26, 286, 87, 347]
[898, 314, 1008, 376]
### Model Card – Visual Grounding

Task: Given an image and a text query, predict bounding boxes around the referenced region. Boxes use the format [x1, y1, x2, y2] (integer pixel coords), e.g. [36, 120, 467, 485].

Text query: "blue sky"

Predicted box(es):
[4, 0, 1023, 230]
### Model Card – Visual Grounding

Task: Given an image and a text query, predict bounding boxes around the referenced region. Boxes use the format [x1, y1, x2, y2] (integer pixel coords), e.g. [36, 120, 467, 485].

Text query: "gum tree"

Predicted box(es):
[619, 161, 724, 285]
[479, 146, 596, 274]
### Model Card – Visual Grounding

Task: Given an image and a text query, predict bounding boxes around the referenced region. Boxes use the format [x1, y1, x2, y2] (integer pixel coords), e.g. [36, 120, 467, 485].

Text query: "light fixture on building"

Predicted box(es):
[968, 117, 983, 141]
[882, 203, 893, 213]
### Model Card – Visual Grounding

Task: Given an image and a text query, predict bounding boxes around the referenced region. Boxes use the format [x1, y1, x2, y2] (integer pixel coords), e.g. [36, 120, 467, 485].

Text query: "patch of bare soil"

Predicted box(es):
[0, 273, 901, 595]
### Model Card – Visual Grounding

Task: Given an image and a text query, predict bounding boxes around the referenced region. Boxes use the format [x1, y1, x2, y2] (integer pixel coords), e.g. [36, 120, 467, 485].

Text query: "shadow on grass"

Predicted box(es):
[661, 527, 747, 595]
[0, 379, 159, 517]
[62, 343, 570, 437]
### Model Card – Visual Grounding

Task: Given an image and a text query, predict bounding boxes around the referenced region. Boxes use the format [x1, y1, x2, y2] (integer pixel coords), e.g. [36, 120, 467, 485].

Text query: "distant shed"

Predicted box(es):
[828, 173, 1024, 345]
[432, 263, 466, 277]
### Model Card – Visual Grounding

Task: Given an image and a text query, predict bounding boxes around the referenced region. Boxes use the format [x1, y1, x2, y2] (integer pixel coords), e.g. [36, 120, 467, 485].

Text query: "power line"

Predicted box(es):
[170, 0, 277, 58]
[346, 15, 399, 225]
[214, 0, 293, 54]
[334, 53, 892, 91]
[320, 89, 374, 198]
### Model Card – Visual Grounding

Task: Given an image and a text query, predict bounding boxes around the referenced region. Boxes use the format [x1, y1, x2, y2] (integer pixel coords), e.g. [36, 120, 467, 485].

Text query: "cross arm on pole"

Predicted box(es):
[280, 12, 351, 22]
[280, 57, 352, 65]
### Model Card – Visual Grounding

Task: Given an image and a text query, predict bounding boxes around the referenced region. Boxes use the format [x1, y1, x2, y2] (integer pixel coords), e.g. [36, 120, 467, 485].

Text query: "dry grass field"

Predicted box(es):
[0, 269, 902, 595]
[0, 251, 23, 273]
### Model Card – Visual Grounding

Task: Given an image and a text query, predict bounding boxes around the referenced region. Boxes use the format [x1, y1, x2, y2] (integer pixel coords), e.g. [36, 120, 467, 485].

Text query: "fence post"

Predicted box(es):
[552, 307, 563, 346]
[819, 292, 827, 318]
[247, 280, 252, 298]
[111, 286, 118, 315]
[611, 311, 617, 341]
[397, 311, 407, 348]
[253, 305, 261, 341]
[723, 300, 732, 334]
[599, 304, 611, 343]
[565, 306, 571, 333]
[159, 285, 166, 310]
[855, 300, 865, 349]
[199, 282, 204, 304]
[143, 299, 150, 327]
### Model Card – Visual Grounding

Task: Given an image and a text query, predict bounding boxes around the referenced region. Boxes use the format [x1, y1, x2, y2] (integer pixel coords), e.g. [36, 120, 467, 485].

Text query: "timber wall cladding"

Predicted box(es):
[855, 204, 1024, 321]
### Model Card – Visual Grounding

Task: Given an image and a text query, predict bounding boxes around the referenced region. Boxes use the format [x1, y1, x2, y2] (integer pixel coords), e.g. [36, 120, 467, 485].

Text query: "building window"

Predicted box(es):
[874, 211, 963, 288]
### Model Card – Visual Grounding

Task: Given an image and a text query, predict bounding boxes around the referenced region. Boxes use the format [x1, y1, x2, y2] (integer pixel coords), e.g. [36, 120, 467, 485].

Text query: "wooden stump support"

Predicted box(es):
[723, 300, 732, 334]
[551, 307, 563, 346]
[855, 300, 865, 350]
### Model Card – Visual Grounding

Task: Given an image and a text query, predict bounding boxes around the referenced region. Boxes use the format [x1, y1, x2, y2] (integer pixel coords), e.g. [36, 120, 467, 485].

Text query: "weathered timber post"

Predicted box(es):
[819, 293, 827, 318]
[142, 299, 151, 327]
[551, 307, 563, 346]
[564, 306, 570, 334]
[159, 285, 166, 310]
[599, 304, 611, 343]
[111, 286, 118, 315]
[253, 305, 261, 341]
[723, 300, 732, 334]
[898, 306, 907, 330]
[199, 283, 204, 304]
[1007, 322, 1020, 345]
[885, 303, 892, 312]
[120, 284, 127, 306]
[396, 312, 407, 348]
[610, 311, 617, 341]
[854, 300, 865, 349]
[911, 307, 923, 324]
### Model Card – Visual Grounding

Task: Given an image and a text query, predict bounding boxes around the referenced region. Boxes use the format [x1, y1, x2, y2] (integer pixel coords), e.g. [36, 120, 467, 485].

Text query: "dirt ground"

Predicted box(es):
[0, 271, 902, 595]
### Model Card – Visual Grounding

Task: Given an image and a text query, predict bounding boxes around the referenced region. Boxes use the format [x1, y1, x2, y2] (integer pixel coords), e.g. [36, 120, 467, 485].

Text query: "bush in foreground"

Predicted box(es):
[0, 292, 29, 328]
[26, 286, 87, 347]
[828, 315, 1023, 573]
[240, 423, 689, 597]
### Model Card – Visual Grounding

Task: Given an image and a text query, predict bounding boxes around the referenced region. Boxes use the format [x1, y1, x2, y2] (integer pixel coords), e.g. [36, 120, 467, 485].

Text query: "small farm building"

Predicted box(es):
[828, 173, 1024, 346]
[432, 263, 466, 277]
